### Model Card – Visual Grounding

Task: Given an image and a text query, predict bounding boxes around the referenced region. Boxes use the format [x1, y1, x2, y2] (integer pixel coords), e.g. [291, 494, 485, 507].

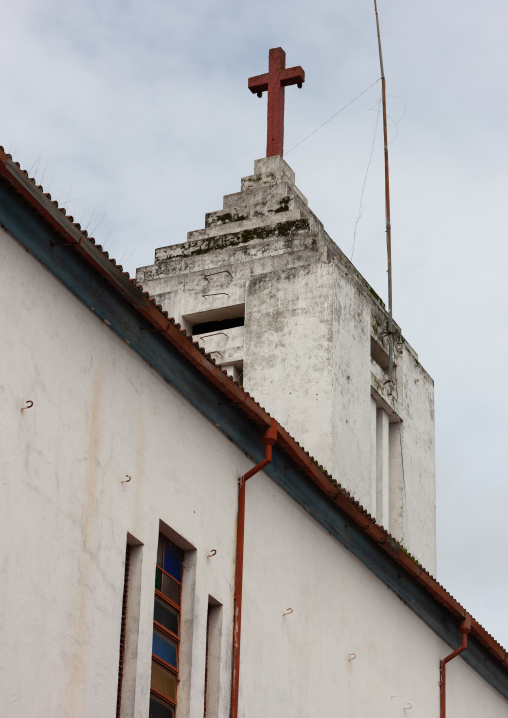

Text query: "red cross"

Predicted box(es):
[248, 47, 305, 158]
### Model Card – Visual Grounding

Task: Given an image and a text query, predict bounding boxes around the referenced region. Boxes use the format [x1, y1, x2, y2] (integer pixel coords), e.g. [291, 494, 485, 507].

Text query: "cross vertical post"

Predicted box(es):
[248, 47, 305, 158]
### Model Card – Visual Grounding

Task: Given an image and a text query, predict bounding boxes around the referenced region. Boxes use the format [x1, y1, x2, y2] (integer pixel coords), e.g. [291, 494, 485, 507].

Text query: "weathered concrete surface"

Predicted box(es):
[2, 223, 507, 718]
[137, 156, 436, 572]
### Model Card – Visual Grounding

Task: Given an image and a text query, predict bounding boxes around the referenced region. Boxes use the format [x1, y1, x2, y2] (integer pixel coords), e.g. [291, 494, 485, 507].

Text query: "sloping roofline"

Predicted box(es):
[1, 146, 507, 695]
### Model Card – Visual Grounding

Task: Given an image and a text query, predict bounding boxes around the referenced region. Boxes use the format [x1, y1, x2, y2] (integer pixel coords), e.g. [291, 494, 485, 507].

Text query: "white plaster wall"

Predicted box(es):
[395, 344, 436, 568]
[1, 225, 492, 718]
[331, 263, 372, 510]
[241, 472, 508, 718]
[0, 227, 244, 718]
[447, 655, 508, 718]
[244, 261, 335, 470]
[137, 235, 322, 327]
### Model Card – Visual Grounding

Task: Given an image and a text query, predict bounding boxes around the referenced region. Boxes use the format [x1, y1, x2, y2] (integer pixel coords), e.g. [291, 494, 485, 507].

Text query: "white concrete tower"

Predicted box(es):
[136, 156, 436, 572]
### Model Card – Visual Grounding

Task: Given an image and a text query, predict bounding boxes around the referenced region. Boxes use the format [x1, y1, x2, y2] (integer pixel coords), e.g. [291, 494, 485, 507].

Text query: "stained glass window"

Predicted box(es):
[150, 534, 183, 717]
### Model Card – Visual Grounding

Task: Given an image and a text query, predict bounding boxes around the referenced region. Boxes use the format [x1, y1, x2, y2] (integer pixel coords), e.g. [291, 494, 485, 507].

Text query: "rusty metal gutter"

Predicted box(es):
[231, 421, 278, 718]
[1, 147, 507, 684]
[440, 616, 471, 718]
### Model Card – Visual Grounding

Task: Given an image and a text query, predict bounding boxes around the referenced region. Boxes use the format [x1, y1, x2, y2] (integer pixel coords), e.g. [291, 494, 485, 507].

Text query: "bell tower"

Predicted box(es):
[136, 153, 436, 572]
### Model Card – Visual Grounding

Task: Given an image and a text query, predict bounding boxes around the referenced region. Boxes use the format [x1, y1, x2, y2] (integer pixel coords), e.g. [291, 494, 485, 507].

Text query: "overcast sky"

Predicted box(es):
[3, 0, 508, 648]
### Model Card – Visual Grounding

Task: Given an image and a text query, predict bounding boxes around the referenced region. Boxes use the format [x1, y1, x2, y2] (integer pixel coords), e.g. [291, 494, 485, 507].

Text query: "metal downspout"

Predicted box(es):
[440, 616, 471, 718]
[230, 420, 278, 718]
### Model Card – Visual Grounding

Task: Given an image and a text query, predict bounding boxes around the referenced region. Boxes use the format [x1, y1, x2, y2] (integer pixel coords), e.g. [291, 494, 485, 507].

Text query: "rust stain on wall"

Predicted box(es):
[69, 369, 102, 717]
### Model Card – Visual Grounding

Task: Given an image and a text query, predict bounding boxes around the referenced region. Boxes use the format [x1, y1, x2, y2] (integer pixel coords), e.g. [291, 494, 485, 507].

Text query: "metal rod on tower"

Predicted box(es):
[373, 0, 394, 393]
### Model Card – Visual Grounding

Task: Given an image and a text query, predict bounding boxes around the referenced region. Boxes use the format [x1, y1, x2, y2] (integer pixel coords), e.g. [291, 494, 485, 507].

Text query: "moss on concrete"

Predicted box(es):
[272, 196, 291, 214]
[369, 286, 386, 308]
[180, 218, 310, 257]
[212, 212, 248, 225]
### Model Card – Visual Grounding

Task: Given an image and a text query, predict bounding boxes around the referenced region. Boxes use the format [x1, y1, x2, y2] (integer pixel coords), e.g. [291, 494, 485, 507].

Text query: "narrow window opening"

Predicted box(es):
[183, 304, 245, 337]
[115, 535, 143, 718]
[376, 408, 390, 526]
[389, 421, 405, 537]
[203, 606, 211, 718]
[150, 535, 183, 718]
[192, 316, 244, 336]
[371, 337, 391, 372]
[203, 598, 222, 718]
[116, 544, 131, 718]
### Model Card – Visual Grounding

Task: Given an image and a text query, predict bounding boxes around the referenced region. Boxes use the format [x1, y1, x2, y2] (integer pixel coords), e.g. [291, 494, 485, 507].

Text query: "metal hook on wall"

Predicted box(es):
[283, 608, 293, 617]
[21, 400, 33, 412]
[403, 703, 413, 711]
[207, 549, 217, 558]
[348, 653, 357, 661]
[121, 475, 132, 483]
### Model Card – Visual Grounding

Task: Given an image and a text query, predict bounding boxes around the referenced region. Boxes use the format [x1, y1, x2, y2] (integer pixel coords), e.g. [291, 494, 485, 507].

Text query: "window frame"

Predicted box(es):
[150, 536, 183, 715]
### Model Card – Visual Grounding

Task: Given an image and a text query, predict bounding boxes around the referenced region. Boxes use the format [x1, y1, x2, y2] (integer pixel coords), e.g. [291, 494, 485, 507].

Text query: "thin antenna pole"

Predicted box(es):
[373, 0, 394, 393]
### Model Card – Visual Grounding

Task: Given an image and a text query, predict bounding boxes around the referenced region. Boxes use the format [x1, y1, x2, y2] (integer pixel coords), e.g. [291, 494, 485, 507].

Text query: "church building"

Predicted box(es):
[1, 48, 507, 718]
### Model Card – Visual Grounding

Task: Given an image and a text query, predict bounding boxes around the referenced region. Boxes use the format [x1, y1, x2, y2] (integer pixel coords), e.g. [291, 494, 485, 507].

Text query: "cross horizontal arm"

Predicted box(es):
[248, 74, 270, 94]
[280, 66, 305, 87]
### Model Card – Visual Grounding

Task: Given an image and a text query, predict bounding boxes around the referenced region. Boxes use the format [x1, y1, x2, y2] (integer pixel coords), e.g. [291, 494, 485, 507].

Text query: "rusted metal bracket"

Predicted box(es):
[205, 270, 232, 280]
[200, 332, 229, 340]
